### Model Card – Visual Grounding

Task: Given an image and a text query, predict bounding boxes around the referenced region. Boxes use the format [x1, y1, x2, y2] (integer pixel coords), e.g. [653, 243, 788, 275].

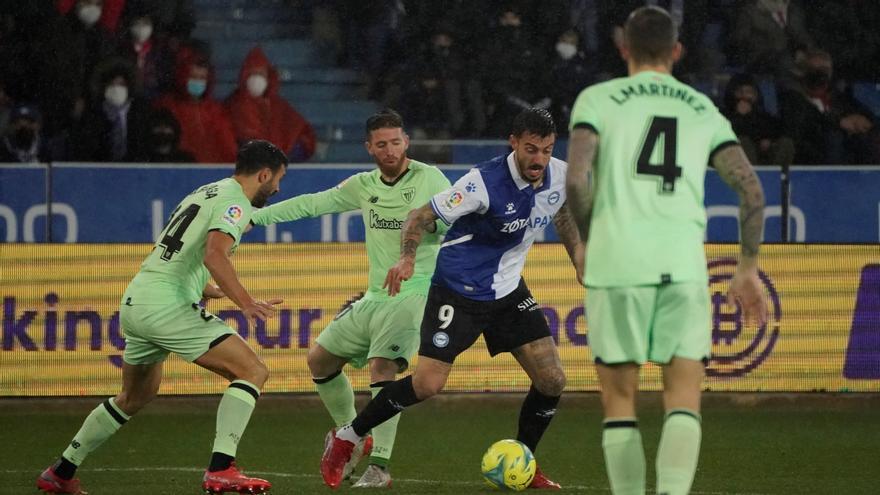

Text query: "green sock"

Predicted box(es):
[367, 381, 400, 467]
[213, 380, 259, 456]
[314, 370, 356, 427]
[62, 398, 130, 466]
[602, 418, 645, 495]
[656, 409, 702, 495]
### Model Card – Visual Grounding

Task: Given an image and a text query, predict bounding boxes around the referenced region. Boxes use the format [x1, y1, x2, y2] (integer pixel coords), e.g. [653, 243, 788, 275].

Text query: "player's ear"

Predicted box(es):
[508, 134, 518, 150]
[671, 41, 683, 63]
[402, 132, 410, 151]
[258, 166, 272, 183]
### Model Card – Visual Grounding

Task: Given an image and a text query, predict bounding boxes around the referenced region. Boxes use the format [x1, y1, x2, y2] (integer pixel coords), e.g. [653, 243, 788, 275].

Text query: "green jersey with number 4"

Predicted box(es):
[569, 70, 738, 287]
[124, 177, 252, 304]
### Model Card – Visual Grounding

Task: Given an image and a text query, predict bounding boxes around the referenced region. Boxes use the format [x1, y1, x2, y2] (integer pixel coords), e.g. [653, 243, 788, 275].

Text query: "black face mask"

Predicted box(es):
[11, 127, 35, 149]
[804, 70, 830, 89]
[151, 132, 175, 153]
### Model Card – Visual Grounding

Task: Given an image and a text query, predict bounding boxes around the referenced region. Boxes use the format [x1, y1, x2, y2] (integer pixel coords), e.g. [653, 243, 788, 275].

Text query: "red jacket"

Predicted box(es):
[225, 46, 316, 161]
[154, 47, 238, 164]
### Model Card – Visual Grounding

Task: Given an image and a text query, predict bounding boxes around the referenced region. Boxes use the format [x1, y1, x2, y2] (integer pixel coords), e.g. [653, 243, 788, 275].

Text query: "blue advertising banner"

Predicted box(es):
[0, 163, 878, 243]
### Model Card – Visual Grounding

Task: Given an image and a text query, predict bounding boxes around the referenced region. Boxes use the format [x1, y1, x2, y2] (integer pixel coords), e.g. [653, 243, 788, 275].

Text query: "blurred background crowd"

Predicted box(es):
[1, 0, 878, 166]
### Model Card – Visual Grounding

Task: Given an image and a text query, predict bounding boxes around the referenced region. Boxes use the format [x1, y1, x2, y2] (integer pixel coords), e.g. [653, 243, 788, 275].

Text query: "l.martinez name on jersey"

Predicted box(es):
[369, 209, 404, 230]
[500, 214, 554, 234]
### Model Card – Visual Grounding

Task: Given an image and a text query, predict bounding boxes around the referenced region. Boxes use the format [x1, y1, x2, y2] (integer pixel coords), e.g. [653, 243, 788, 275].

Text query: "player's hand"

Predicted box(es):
[202, 284, 225, 299]
[242, 298, 283, 325]
[573, 242, 586, 287]
[383, 258, 415, 297]
[727, 268, 768, 328]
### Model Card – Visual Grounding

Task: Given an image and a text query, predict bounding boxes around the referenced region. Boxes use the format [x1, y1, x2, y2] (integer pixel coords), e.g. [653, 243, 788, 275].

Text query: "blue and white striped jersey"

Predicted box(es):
[430, 152, 568, 301]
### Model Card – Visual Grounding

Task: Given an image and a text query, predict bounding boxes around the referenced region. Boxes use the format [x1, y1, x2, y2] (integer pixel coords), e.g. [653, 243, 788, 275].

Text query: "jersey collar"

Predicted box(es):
[506, 152, 552, 192]
[506, 152, 531, 190]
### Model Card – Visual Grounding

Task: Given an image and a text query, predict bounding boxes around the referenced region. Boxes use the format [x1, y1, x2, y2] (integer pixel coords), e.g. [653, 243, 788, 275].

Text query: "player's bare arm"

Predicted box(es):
[564, 128, 599, 243]
[712, 145, 765, 262]
[204, 230, 282, 323]
[712, 145, 768, 326]
[552, 202, 585, 284]
[383, 203, 438, 296]
[202, 282, 225, 299]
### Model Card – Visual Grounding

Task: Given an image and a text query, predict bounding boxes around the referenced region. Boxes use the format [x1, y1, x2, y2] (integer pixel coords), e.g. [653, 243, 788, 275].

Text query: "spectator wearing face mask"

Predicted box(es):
[225, 46, 316, 162]
[140, 108, 194, 163]
[778, 49, 879, 165]
[546, 29, 596, 137]
[722, 73, 794, 167]
[154, 45, 237, 163]
[57, 0, 126, 33]
[72, 59, 150, 161]
[0, 105, 58, 163]
[116, 6, 172, 100]
[34, 0, 115, 136]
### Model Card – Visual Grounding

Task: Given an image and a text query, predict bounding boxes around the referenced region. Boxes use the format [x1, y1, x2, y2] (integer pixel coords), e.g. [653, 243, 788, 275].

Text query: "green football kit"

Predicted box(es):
[121, 177, 252, 365]
[570, 70, 738, 364]
[251, 160, 452, 368]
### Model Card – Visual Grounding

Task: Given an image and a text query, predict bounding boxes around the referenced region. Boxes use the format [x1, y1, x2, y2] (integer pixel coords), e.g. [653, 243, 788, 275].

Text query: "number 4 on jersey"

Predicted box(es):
[159, 203, 201, 261]
[636, 116, 682, 193]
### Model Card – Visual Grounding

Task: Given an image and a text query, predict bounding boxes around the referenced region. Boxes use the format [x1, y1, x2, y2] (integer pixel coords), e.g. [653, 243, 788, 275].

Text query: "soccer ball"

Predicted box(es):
[480, 439, 536, 491]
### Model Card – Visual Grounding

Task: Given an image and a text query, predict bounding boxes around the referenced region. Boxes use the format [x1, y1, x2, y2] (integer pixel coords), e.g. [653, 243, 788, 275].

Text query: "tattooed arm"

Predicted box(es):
[553, 202, 586, 284]
[564, 128, 599, 243]
[711, 145, 765, 264]
[712, 144, 769, 326]
[383, 204, 439, 296]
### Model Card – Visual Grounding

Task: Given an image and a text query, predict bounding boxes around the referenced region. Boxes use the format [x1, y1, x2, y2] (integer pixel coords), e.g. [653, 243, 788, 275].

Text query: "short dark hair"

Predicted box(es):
[624, 6, 677, 65]
[365, 109, 404, 137]
[511, 108, 556, 138]
[235, 140, 288, 175]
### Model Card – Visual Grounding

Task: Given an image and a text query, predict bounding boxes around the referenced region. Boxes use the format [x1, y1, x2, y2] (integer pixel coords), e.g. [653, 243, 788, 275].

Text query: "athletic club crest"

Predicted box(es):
[401, 187, 415, 204]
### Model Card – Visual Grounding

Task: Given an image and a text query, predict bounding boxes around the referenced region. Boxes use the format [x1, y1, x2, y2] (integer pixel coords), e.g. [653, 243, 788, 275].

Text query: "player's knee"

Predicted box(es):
[535, 367, 567, 397]
[115, 391, 154, 415]
[241, 360, 269, 388]
[412, 375, 446, 400]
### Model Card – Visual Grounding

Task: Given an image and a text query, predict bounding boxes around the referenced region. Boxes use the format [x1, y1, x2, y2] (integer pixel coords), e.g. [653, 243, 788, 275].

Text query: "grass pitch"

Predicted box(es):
[2, 393, 878, 494]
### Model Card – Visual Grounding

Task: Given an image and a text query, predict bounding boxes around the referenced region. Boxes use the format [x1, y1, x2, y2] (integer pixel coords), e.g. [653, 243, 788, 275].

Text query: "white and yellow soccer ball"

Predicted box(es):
[480, 439, 536, 491]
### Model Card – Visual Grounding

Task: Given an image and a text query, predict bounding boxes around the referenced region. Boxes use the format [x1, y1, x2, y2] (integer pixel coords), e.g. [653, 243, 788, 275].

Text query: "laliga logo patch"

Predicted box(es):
[547, 191, 560, 205]
[706, 258, 781, 378]
[222, 205, 243, 226]
[433, 331, 450, 348]
[445, 191, 464, 209]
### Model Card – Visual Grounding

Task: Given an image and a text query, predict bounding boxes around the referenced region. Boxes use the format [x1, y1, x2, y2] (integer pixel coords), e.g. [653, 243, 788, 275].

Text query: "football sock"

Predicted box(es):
[656, 409, 702, 495]
[52, 457, 78, 481]
[602, 418, 645, 495]
[211, 380, 259, 464]
[351, 375, 420, 437]
[516, 385, 561, 453]
[367, 381, 399, 467]
[314, 370, 356, 427]
[61, 397, 130, 470]
[208, 452, 235, 472]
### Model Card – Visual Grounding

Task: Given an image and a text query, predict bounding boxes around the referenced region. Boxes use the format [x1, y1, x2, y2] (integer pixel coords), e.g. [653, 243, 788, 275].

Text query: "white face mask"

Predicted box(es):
[78, 5, 102, 26]
[246, 74, 268, 97]
[105, 85, 129, 107]
[131, 23, 153, 43]
[555, 42, 577, 61]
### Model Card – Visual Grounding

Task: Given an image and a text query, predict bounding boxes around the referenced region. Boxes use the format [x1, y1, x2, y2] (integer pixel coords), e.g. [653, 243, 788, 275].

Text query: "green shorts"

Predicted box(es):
[586, 282, 711, 365]
[120, 301, 234, 365]
[316, 293, 426, 370]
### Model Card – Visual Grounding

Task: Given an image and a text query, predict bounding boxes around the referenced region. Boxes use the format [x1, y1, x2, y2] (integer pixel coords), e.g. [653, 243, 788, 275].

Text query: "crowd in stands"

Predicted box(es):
[1, 0, 879, 165]
[0, 0, 316, 164]
[319, 0, 880, 165]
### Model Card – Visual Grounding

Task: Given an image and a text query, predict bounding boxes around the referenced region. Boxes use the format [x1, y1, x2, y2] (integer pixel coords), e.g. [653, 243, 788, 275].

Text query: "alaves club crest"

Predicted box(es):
[401, 187, 416, 204]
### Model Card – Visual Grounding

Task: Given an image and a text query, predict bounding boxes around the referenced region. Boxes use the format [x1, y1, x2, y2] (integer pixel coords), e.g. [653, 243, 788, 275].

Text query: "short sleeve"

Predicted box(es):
[430, 169, 489, 225]
[569, 87, 602, 134]
[708, 112, 740, 159]
[208, 199, 250, 244]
